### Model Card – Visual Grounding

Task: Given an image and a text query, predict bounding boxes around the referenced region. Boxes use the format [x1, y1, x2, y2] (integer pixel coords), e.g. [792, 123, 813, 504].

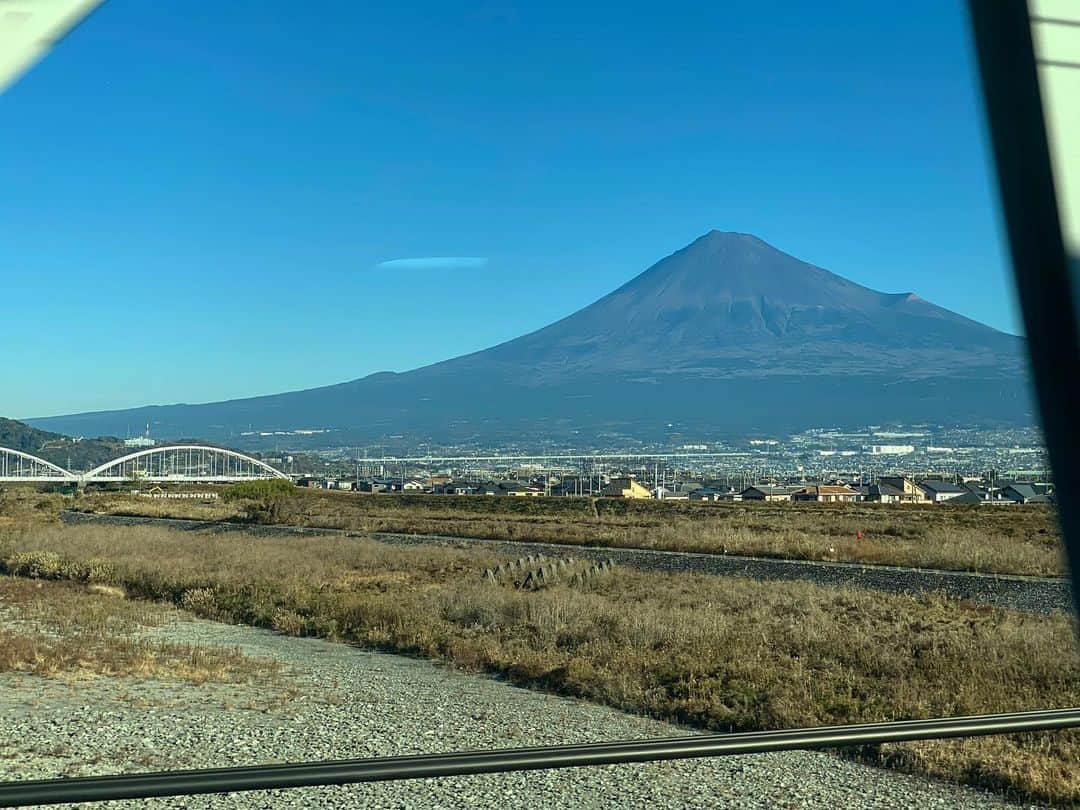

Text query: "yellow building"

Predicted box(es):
[601, 476, 653, 499]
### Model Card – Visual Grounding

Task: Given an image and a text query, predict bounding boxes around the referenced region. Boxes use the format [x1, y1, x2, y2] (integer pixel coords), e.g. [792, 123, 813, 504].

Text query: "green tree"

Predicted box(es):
[222, 479, 297, 524]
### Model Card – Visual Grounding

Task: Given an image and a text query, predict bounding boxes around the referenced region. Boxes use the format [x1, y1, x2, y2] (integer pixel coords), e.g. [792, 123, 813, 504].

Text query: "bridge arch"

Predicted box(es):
[82, 445, 289, 483]
[0, 448, 76, 482]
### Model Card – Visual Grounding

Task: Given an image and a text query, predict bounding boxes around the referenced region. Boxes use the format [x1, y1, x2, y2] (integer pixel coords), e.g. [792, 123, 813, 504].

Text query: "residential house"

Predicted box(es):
[475, 481, 545, 497]
[946, 489, 985, 505]
[711, 486, 743, 501]
[1000, 483, 1052, 504]
[792, 485, 860, 503]
[963, 482, 1019, 504]
[651, 486, 688, 501]
[297, 477, 338, 490]
[549, 477, 601, 497]
[548, 479, 580, 497]
[673, 481, 704, 497]
[600, 477, 653, 499]
[876, 476, 928, 503]
[402, 479, 427, 492]
[860, 482, 907, 503]
[740, 485, 796, 502]
[980, 487, 1019, 505]
[433, 481, 477, 496]
[502, 482, 545, 497]
[358, 478, 402, 493]
[919, 481, 969, 503]
[688, 487, 722, 502]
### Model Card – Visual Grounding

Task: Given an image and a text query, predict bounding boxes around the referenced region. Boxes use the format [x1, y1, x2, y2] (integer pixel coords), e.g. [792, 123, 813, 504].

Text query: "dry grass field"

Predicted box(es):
[66, 486, 1067, 577]
[0, 576, 278, 684]
[1, 518, 1077, 805]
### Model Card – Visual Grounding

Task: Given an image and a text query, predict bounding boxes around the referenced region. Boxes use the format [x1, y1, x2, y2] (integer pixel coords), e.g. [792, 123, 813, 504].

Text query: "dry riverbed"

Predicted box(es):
[0, 604, 1042, 809]
[2, 523, 1078, 805]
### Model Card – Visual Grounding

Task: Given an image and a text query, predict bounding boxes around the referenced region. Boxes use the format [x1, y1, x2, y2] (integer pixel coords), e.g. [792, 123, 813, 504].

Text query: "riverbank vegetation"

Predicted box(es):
[1, 520, 1076, 805]
[61, 486, 1066, 577]
[0, 576, 278, 684]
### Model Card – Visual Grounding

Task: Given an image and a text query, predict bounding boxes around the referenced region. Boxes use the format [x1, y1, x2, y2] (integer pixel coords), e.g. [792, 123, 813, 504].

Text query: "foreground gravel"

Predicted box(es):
[61, 511, 1075, 615]
[0, 614, 1039, 809]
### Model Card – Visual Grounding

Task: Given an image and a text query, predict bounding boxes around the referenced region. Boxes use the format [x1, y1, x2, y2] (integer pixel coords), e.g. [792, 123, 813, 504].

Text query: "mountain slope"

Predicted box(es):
[27, 232, 1033, 443]
[462, 231, 1022, 381]
[0, 418, 126, 470]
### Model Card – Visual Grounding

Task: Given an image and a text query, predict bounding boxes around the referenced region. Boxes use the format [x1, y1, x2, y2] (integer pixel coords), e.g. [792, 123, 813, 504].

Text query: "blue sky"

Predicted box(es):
[3, 1, 1018, 419]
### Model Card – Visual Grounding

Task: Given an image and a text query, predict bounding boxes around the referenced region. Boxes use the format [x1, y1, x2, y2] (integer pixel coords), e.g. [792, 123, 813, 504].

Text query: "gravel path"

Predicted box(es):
[0, 614, 1040, 809]
[61, 511, 1075, 615]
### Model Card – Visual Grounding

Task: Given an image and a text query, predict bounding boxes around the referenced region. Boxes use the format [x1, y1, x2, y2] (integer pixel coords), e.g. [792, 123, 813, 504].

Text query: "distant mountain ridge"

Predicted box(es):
[27, 232, 1033, 444]
[0, 417, 63, 455]
[0, 417, 125, 470]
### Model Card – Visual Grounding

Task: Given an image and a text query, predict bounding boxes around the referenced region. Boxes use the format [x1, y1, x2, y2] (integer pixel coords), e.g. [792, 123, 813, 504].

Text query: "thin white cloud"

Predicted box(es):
[374, 256, 488, 271]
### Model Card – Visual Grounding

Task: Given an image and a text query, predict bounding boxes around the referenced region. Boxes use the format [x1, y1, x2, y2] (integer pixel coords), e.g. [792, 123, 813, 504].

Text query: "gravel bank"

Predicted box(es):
[60, 511, 1075, 615]
[0, 613, 1038, 809]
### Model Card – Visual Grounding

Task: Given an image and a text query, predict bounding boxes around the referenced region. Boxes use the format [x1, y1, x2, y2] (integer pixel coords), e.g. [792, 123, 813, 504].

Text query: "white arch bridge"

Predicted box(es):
[0, 445, 289, 484]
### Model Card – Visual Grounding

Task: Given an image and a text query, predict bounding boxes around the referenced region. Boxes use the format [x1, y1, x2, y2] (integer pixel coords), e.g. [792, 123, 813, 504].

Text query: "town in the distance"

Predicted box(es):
[1, 415, 1051, 506]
